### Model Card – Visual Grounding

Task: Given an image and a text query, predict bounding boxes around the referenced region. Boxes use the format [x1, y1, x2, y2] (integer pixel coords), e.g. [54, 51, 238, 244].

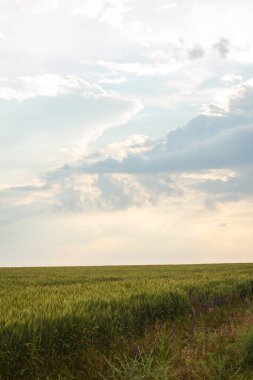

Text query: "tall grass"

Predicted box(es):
[0, 264, 253, 379]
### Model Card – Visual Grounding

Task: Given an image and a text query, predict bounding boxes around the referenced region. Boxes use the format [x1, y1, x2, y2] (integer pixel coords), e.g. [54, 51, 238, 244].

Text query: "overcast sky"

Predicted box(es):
[1, 0, 253, 266]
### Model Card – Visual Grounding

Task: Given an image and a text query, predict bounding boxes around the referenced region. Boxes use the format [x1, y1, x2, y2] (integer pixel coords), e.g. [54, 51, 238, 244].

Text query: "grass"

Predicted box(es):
[0, 264, 253, 379]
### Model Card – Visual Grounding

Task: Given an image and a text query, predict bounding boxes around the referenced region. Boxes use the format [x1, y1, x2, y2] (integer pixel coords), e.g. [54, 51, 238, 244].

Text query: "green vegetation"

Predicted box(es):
[0, 264, 253, 379]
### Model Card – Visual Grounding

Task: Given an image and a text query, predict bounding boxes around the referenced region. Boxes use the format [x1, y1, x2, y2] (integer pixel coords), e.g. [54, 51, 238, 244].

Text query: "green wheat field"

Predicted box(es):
[1, 264, 253, 379]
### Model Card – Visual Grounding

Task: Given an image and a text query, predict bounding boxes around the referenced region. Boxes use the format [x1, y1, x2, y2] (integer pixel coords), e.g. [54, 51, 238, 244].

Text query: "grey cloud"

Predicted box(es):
[52, 172, 179, 212]
[204, 79, 253, 117]
[228, 82, 253, 117]
[55, 180, 86, 212]
[188, 44, 205, 60]
[164, 114, 250, 151]
[6, 79, 253, 213]
[45, 77, 253, 181]
[4, 113, 253, 214]
[198, 167, 253, 201]
[213, 37, 230, 58]
[95, 174, 145, 210]
[40, 108, 253, 212]
[49, 115, 253, 176]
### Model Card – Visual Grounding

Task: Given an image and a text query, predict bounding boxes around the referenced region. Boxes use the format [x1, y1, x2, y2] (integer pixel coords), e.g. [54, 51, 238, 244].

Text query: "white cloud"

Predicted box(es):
[105, 135, 151, 161]
[0, 75, 80, 101]
[28, 0, 59, 14]
[0, 75, 143, 186]
[0, 74, 119, 101]
[0, 31, 6, 39]
[98, 76, 128, 84]
[72, 1, 106, 17]
[157, 3, 177, 11]
[0, 0, 59, 17]
[96, 60, 183, 76]
[203, 79, 253, 117]
[221, 74, 242, 84]
[72, 0, 132, 30]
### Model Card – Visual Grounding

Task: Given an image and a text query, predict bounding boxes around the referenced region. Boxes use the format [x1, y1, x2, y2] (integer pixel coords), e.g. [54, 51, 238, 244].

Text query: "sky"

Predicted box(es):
[0, 0, 253, 266]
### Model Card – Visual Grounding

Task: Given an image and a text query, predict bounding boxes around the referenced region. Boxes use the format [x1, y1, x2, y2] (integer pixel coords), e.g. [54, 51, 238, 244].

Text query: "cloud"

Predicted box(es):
[0, 31, 7, 40]
[96, 60, 183, 76]
[71, 0, 131, 30]
[50, 171, 179, 212]
[105, 135, 152, 160]
[157, 3, 177, 11]
[0, 75, 143, 184]
[7, 74, 248, 218]
[24, 115, 253, 212]
[0, 74, 142, 138]
[0, 0, 59, 17]
[0, 90, 141, 144]
[228, 79, 253, 117]
[203, 78, 253, 117]
[50, 74, 253, 175]
[213, 37, 230, 58]
[2, 77, 253, 215]
[221, 74, 242, 84]
[27, 0, 59, 14]
[99, 76, 128, 84]
[62, 123, 253, 175]
[94, 174, 151, 209]
[188, 44, 205, 60]
[0, 74, 109, 101]
[196, 167, 253, 208]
